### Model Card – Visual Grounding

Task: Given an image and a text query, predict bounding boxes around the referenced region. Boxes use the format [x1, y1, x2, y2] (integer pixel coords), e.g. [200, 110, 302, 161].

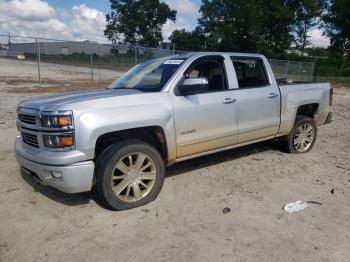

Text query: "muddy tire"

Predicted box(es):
[94, 139, 165, 211]
[281, 115, 317, 154]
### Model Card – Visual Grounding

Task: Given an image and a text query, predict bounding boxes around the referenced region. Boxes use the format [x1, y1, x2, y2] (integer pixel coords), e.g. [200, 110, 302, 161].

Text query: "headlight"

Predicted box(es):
[43, 134, 74, 148]
[41, 113, 73, 128]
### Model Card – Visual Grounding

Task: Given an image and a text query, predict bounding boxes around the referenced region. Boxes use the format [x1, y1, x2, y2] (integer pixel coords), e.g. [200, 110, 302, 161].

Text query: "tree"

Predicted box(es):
[197, 0, 298, 56]
[323, 0, 350, 56]
[104, 0, 176, 47]
[169, 29, 202, 51]
[294, 0, 325, 55]
[198, 0, 261, 52]
[259, 0, 299, 56]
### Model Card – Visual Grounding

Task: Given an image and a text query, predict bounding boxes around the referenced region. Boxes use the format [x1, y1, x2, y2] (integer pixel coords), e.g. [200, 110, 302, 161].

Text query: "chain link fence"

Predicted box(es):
[1, 34, 316, 88]
[0, 34, 185, 88]
[268, 59, 315, 81]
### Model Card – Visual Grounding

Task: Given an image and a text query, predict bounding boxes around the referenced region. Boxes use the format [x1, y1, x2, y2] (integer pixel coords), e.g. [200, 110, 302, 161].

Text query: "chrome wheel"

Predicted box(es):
[111, 152, 156, 202]
[293, 123, 314, 152]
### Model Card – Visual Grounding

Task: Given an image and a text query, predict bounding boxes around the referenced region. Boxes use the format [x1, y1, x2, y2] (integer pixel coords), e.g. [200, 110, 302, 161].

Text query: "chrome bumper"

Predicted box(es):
[16, 153, 94, 193]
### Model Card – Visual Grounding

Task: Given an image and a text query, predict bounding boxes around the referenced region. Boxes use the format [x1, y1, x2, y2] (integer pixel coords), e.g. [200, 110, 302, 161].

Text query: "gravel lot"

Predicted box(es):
[0, 82, 349, 261]
[0, 57, 121, 82]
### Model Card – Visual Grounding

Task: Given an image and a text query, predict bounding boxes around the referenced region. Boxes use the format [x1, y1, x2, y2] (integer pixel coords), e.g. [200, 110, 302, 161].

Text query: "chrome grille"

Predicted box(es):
[18, 113, 37, 125]
[21, 132, 39, 148]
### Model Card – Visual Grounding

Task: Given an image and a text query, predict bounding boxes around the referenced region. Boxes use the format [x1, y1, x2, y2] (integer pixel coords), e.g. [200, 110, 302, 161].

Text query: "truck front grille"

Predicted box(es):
[21, 132, 39, 148]
[18, 113, 37, 125]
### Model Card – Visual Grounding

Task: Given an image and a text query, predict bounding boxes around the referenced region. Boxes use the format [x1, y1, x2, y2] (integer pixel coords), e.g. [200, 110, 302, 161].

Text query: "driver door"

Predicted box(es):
[171, 56, 239, 158]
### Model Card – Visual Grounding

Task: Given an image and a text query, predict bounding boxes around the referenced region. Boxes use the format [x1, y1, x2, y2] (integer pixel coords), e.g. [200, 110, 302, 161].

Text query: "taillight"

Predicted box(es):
[329, 88, 333, 106]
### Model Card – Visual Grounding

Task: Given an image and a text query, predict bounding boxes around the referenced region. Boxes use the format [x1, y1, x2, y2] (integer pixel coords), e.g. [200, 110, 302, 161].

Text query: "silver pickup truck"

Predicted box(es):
[15, 52, 333, 210]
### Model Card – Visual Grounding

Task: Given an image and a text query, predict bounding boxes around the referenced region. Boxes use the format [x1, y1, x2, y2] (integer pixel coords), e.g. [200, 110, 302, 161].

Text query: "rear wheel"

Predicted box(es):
[281, 115, 317, 153]
[94, 139, 165, 210]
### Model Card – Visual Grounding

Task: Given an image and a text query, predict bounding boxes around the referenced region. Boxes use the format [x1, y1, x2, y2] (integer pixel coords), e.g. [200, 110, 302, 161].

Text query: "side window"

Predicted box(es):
[231, 58, 268, 88]
[186, 59, 227, 92]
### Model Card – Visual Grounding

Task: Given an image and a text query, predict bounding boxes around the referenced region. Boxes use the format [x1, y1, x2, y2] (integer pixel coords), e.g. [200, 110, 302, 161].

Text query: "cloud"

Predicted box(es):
[0, 0, 108, 42]
[164, 0, 200, 16]
[70, 4, 107, 42]
[309, 28, 330, 48]
[162, 0, 200, 41]
[0, 0, 54, 21]
[0, 0, 199, 44]
[162, 17, 192, 40]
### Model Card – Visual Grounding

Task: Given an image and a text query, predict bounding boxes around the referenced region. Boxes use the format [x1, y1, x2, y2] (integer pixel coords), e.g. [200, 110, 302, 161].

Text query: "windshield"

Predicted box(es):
[109, 57, 186, 92]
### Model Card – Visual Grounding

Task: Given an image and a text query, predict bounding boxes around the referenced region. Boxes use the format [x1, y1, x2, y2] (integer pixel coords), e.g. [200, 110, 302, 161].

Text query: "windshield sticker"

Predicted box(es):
[164, 59, 184, 65]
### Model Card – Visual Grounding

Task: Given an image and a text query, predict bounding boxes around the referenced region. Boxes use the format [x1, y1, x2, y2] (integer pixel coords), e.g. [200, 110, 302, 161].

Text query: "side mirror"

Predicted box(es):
[178, 77, 209, 96]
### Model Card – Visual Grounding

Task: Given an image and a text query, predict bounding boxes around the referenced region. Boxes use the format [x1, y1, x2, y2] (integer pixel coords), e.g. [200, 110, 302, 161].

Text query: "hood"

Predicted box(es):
[18, 88, 142, 111]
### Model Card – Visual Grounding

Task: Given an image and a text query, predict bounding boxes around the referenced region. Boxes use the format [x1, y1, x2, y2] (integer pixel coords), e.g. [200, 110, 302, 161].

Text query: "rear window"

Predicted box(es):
[231, 57, 268, 88]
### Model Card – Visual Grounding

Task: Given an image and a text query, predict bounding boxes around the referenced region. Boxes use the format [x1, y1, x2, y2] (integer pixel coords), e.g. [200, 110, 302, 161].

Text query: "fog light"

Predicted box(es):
[52, 171, 63, 178]
[43, 169, 63, 182]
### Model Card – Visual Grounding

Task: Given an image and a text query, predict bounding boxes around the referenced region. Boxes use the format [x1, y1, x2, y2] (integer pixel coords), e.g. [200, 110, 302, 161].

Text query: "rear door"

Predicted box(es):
[171, 55, 239, 158]
[231, 56, 280, 143]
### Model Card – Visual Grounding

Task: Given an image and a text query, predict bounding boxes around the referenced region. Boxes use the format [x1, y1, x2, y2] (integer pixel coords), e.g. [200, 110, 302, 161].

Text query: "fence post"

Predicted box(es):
[338, 58, 345, 87]
[36, 38, 41, 83]
[90, 42, 93, 81]
[310, 60, 315, 81]
[98, 45, 101, 88]
[313, 57, 321, 81]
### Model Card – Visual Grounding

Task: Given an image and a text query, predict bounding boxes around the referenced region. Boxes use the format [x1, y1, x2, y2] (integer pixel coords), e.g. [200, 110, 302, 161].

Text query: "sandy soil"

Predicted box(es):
[0, 86, 349, 262]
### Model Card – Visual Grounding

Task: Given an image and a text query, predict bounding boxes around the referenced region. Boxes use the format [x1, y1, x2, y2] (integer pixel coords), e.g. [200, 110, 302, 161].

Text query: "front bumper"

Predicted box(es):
[16, 153, 94, 193]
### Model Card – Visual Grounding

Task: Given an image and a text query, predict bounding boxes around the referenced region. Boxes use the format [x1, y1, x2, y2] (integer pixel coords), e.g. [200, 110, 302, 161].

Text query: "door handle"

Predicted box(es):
[222, 97, 236, 104]
[268, 93, 279, 98]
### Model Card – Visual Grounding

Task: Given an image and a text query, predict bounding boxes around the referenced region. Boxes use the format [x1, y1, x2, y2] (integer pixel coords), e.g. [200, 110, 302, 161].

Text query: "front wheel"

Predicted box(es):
[282, 115, 317, 154]
[94, 139, 165, 210]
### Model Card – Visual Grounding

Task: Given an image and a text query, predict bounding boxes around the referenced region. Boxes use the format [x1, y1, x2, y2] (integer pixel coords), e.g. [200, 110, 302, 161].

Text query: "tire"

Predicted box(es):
[94, 139, 165, 211]
[281, 115, 317, 154]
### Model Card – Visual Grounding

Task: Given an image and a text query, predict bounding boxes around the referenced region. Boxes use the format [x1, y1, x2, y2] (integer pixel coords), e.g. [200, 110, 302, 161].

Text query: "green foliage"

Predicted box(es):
[105, 0, 176, 47]
[341, 67, 350, 77]
[323, 0, 350, 55]
[169, 29, 202, 51]
[294, 0, 325, 53]
[196, 0, 298, 56]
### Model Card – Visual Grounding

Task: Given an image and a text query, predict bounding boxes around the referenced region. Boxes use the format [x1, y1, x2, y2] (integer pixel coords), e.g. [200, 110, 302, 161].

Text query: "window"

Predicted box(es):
[231, 57, 268, 88]
[186, 59, 226, 92]
[109, 57, 185, 92]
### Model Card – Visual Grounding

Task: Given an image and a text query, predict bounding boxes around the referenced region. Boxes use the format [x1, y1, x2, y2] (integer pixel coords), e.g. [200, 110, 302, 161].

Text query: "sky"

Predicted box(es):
[0, 0, 330, 48]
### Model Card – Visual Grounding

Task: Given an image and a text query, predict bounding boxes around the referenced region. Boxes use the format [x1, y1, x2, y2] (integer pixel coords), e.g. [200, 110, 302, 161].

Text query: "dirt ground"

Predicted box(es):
[0, 79, 350, 261]
[0, 58, 121, 82]
[0, 58, 122, 94]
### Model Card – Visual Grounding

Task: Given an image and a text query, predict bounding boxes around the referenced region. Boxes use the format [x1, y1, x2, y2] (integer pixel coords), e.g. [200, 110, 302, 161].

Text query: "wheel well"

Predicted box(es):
[297, 103, 319, 118]
[95, 126, 168, 161]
